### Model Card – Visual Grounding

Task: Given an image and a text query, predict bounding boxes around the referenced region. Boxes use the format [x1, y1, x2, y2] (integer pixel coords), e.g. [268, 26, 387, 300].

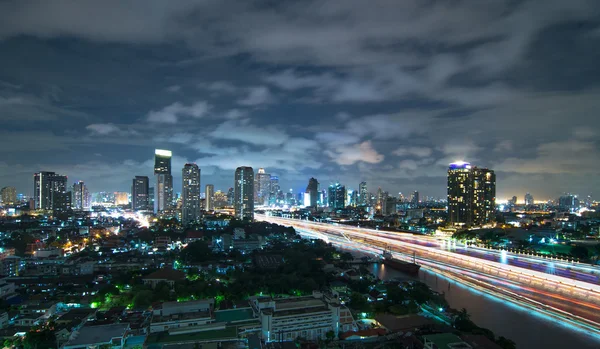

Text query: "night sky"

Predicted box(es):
[1, 1, 599, 200]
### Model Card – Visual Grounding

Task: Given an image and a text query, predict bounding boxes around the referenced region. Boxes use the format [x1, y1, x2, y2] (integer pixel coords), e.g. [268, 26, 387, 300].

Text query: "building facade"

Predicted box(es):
[34, 172, 70, 212]
[0, 187, 16, 205]
[358, 181, 368, 206]
[205, 184, 214, 211]
[234, 166, 254, 220]
[447, 162, 496, 227]
[182, 163, 201, 225]
[256, 168, 271, 206]
[328, 183, 346, 209]
[154, 149, 173, 213]
[305, 177, 319, 208]
[524, 192, 534, 206]
[132, 176, 150, 211]
[72, 181, 90, 210]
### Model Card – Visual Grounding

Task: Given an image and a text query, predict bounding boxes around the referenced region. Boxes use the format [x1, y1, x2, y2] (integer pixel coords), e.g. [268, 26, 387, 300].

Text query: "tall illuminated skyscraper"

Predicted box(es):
[234, 166, 254, 220]
[255, 168, 271, 206]
[182, 163, 201, 224]
[524, 193, 534, 206]
[154, 149, 173, 213]
[132, 176, 150, 211]
[447, 162, 496, 227]
[72, 181, 90, 210]
[205, 184, 214, 211]
[358, 181, 367, 206]
[305, 177, 319, 207]
[34, 171, 70, 211]
[328, 183, 346, 209]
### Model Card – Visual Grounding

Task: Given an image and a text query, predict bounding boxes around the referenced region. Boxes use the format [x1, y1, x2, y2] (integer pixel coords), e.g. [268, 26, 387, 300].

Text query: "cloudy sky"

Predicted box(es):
[1, 0, 599, 200]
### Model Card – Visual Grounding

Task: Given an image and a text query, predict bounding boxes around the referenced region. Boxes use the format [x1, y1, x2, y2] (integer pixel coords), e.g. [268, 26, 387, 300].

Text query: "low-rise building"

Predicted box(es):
[250, 292, 355, 342]
[150, 299, 215, 333]
[142, 269, 185, 289]
[63, 323, 130, 349]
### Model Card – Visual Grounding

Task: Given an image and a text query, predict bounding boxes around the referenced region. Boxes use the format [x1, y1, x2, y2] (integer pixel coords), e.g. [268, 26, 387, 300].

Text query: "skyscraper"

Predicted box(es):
[358, 181, 368, 206]
[227, 187, 234, 206]
[305, 177, 319, 207]
[524, 193, 534, 206]
[182, 163, 201, 225]
[234, 166, 254, 220]
[0, 187, 17, 205]
[205, 184, 214, 211]
[447, 162, 496, 227]
[132, 176, 150, 211]
[154, 149, 173, 213]
[256, 168, 271, 206]
[72, 181, 90, 210]
[411, 191, 420, 207]
[269, 175, 280, 206]
[328, 183, 346, 209]
[34, 171, 70, 211]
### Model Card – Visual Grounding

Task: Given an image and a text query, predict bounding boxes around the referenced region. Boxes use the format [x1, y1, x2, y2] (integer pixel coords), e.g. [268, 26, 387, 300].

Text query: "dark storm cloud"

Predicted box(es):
[0, 0, 599, 199]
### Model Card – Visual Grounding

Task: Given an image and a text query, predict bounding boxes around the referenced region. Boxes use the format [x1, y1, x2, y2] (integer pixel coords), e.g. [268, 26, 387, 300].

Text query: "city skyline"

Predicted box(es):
[1, 2, 599, 200]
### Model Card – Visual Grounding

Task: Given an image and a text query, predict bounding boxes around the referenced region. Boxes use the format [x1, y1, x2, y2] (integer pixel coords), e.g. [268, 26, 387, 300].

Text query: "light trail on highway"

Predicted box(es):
[261, 214, 600, 338]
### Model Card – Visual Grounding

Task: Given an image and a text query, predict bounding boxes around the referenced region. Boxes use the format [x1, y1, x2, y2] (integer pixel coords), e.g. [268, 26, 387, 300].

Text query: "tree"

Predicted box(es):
[340, 252, 354, 262]
[133, 290, 154, 309]
[325, 330, 335, 343]
[349, 292, 369, 312]
[570, 245, 589, 260]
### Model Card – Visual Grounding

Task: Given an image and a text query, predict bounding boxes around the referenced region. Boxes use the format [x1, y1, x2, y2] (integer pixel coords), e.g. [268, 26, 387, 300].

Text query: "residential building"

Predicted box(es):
[250, 293, 355, 342]
[234, 166, 254, 220]
[63, 323, 130, 349]
[142, 269, 185, 289]
[34, 171, 70, 211]
[411, 190, 419, 207]
[132, 176, 150, 211]
[0, 256, 23, 276]
[205, 184, 214, 211]
[0, 187, 16, 205]
[328, 183, 346, 209]
[447, 162, 496, 227]
[150, 299, 215, 333]
[558, 194, 579, 211]
[154, 149, 173, 213]
[182, 163, 201, 225]
[72, 181, 90, 210]
[305, 177, 319, 208]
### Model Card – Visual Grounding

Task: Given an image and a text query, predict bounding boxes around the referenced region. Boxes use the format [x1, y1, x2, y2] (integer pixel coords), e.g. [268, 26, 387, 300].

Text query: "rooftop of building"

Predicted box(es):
[422, 333, 472, 349]
[152, 310, 211, 323]
[143, 268, 185, 281]
[64, 323, 129, 347]
[57, 308, 96, 322]
[146, 326, 238, 347]
[214, 308, 254, 323]
[375, 314, 435, 333]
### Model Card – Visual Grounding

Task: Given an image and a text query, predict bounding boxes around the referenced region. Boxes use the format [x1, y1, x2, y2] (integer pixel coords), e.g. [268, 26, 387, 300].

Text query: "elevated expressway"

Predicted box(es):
[256, 214, 600, 337]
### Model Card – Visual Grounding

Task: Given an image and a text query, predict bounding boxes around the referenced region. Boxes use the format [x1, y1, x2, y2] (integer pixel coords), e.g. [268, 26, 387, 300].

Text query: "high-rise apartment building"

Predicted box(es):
[524, 193, 534, 206]
[269, 176, 280, 206]
[132, 176, 150, 211]
[34, 172, 70, 212]
[447, 162, 496, 227]
[205, 184, 214, 211]
[305, 177, 319, 207]
[0, 187, 17, 205]
[411, 191, 420, 207]
[328, 183, 346, 209]
[72, 181, 90, 210]
[234, 166, 254, 220]
[358, 182, 368, 206]
[256, 168, 271, 206]
[154, 149, 173, 213]
[182, 163, 201, 224]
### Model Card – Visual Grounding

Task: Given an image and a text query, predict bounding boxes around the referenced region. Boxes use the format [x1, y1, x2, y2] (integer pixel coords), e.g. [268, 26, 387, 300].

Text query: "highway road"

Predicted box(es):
[257, 214, 600, 337]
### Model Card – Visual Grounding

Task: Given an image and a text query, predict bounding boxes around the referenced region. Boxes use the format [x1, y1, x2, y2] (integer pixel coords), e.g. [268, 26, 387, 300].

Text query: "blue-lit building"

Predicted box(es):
[328, 183, 346, 209]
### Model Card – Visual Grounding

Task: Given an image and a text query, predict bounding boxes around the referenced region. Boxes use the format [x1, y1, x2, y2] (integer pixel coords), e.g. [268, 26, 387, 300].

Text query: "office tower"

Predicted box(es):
[132, 176, 150, 211]
[256, 168, 271, 206]
[269, 175, 280, 205]
[234, 166, 254, 220]
[227, 187, 234, 205]
[358, 182, 367, 206]
[205, 184, 215, 211]
[447, 162, 496, 227]
[182, 163, 201, 224]
[376, 188, 384, 209]
[558, 194, 579, 211]
[0, 187, 17, 205]
[34, 171, 69, 211]
[305, 177, 319, 207]
[328, 183, 346, 209]
[349, 190, 358, 207]
[114, 192, 129, 205]
[524, 193, 534, 206]
[411, 191, 420, 207]
[154, 149, 173, 213]
[72, 181, 90, 210]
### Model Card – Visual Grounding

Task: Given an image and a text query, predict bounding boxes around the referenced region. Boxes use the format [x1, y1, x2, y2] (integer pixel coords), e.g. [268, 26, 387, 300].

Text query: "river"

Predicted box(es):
[369, 262, 600, 349]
